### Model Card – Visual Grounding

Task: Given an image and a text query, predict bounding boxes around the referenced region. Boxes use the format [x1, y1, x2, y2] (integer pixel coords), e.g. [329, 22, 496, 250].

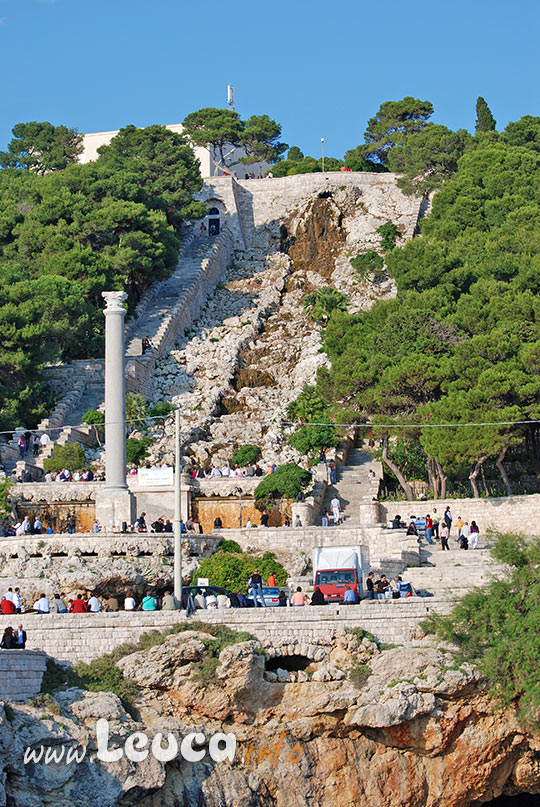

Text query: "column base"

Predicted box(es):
[95, 489, 135, 532]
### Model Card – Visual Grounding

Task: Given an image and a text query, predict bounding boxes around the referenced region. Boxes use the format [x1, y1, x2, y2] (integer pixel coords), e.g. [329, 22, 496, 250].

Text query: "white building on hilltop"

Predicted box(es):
[79, 123, 269, 179]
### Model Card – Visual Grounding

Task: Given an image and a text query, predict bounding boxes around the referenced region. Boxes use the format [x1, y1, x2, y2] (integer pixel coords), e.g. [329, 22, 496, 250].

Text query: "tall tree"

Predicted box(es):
[388, 124, 472, 194]
[240, 114, 288, 163]
[351, 97, 434, 165]
[475, 97, 496, 132]
[182, 108, 244, 169]
[0, 122, 83, 174]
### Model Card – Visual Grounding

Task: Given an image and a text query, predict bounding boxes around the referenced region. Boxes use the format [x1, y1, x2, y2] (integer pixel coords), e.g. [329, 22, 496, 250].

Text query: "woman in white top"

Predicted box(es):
[124, 595, 136, 611]
[216, 590, 230, 608]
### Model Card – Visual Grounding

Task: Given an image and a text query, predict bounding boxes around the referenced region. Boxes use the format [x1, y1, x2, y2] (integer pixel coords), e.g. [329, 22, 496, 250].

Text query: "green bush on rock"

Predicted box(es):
[254, 463, 311, 510]
[194, 550, 287, 591]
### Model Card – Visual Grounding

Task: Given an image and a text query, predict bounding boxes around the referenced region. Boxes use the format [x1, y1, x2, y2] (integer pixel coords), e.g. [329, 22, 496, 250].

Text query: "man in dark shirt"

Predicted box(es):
[365, 572, 375, 600]
[375, 575, 389, 600]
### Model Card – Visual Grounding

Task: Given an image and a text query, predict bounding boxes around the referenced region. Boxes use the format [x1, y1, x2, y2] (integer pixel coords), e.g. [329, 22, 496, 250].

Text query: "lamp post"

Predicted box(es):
[321, 138, 325, 173]
[174, 408, 183, 603]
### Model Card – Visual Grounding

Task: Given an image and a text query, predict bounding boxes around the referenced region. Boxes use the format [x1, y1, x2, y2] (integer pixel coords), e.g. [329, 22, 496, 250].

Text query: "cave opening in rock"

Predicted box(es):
[318, 191, 333, 199]
[265, 655, 312, 672]
[478, 794, 539, 806]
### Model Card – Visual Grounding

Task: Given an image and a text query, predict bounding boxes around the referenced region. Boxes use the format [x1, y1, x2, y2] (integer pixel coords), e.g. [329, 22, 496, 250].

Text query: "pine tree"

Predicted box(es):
[475, 97, 496, 132]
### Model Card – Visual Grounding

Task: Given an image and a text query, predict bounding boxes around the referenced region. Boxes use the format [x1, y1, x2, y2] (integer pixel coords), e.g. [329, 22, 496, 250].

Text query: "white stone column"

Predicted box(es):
[103, 291, 128, 491]
[95, 291, 134, 530]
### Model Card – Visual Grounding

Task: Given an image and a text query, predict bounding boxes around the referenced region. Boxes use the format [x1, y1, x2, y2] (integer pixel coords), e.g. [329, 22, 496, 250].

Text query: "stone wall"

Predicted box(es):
[0, 650, 47, 702]
[0, 600, 451, 664]
[379, 493, 540, 536]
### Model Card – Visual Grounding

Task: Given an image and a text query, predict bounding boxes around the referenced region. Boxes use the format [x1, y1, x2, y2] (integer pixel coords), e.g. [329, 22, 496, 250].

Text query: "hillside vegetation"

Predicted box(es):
[314, 102, 540, 499]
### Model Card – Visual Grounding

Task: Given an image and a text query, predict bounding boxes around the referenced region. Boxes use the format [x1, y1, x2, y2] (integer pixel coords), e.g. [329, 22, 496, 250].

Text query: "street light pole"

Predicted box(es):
[321, 138, 325, 173]
[174, 408, 183, 604]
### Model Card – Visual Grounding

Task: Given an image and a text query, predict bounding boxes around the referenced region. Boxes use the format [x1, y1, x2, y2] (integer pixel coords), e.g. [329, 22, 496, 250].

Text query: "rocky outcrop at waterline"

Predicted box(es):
[5, 627, 540, 806]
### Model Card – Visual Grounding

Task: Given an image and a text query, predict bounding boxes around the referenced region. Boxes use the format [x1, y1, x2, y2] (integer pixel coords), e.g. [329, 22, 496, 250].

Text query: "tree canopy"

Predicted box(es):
[0, 122, 202, 429]
[475, 97, 496, 132]
[0, 122, 83, 174]
[349, 97, 434, 165]
[313, 117, 540, 499]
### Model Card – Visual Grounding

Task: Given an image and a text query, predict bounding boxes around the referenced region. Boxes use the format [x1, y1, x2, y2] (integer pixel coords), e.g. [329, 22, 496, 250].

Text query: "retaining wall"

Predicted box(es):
[380, 494, 540, 537]
[0, 600, 451, 664]
[0, 650, 47, 702]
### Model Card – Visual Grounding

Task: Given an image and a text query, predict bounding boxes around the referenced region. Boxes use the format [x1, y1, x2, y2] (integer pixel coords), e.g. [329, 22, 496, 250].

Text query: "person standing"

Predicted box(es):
[440, 522, 450, 551]
[444, 506, 452, 537]
[330, 495, 341, 525]
[15, 625, 26, 649]
[425, 514, 434, 545]
[470, 520, 480, 549]
[248, 570, 266, 607]
[365, 571, 375, 600]
[328, 459, 337, 485]
[432, 508, 440, 540]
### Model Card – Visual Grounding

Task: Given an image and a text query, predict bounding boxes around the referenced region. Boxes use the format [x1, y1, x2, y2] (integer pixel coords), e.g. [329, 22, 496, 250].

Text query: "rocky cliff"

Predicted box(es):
[4, 626, 539, 806]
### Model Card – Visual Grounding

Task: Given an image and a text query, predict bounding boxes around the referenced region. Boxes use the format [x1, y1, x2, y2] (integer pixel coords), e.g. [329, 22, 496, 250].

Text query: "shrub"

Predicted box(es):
[376, 222, 402, 252]
[303, 287, 348, 323]
[43, 443, 86, 474]
[254, 463, 311, 509]
[148, 401, 174, 424]
[194, 550, 287, 591]
[3, 703, 14, 722]
[0, 479, 13, 518]
[349, 664, 372, 689]
[349, 250, 384, 281]
[231, 444, 261, 467]
[126, 435, 153, 465]
[216, 539, 242, 553]
[29, 693, 60, 715]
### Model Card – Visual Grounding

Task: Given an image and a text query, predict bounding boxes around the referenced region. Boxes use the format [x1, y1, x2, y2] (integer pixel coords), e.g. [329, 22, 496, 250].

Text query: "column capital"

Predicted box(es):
[102, 291, 127, 313]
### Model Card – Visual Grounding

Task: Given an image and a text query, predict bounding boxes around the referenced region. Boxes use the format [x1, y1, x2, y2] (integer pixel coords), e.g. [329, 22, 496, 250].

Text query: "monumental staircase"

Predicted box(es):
[322, 446, 382, 524]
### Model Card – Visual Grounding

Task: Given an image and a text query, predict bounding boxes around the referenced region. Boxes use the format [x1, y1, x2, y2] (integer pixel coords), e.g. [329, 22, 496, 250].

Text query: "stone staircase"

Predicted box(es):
[404, 542, 505, 600]
[125, 235, 210, 356]
[322, 446, 382, 523]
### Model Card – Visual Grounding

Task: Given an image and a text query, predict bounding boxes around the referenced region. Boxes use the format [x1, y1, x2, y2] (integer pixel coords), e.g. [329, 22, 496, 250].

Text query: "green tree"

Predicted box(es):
[125, 436, 153, 466]
[376, 222, 402, 251]
[422, 532, 540, 723]
[354, 97, 434, 165]
[475, 97, 496, 132]
[303, 287, 348, 323]
[287, 146, 304, 161]
[387, 124, 472, 195]
[254, 463, 311, 510]
[240, 114, 287, 163]
[194, 550, 287, 590]
[0, 122, 83, 173]
[82, 408, 105, 446]
[125, 393, 149, 431]
[288, 421, 336, 456]
[286, 386, 328, 423]
[182, 108, 244, 169]
[43, 443, 86, 474]
[500, 116, 540, 152]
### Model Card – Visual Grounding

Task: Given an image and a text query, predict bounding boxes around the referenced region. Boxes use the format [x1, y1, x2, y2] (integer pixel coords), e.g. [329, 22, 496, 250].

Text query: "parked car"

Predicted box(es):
[246, 586, 282, 607]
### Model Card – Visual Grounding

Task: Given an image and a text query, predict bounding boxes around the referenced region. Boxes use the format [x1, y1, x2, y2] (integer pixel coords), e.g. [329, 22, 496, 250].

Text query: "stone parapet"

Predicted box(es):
[0, 600, 451, 664]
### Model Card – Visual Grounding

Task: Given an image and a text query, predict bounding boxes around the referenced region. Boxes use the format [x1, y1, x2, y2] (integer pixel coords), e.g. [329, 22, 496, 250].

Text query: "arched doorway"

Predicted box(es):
[208, 207, 220, 236]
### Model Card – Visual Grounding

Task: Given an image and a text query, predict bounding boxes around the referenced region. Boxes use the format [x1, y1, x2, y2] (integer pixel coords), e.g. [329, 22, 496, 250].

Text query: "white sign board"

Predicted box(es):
[138, 466, 174, 487]
[197, 578, 209, 586]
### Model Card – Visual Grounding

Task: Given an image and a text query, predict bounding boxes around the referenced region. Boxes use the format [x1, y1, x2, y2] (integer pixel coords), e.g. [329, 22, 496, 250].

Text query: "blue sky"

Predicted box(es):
[1, 0, 539, 159]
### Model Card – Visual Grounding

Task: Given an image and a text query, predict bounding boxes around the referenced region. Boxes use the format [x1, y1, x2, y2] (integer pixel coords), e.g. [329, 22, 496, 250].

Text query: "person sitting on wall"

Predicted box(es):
[69, 594, 88, 613]
[33, 593, 50, 613]
[310, 587, 326, 605]
[0, 627, 16, 649]
[0, 596, 16, 615]
[343, 586, 357, 604]
[213, 516, 223, 530]
[406, 520, 418, 536]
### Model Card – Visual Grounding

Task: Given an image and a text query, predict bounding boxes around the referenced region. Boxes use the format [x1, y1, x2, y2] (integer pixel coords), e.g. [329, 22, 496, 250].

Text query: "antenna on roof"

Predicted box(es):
[227, 85, 235, 111]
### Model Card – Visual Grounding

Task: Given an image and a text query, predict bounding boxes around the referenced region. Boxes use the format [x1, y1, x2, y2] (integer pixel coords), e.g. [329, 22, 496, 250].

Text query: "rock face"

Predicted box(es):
[4, 629, 540, 806]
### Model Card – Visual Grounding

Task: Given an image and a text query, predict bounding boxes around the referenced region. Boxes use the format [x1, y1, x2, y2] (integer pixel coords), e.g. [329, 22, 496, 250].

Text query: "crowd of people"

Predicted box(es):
[399, 506, 481, 550]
